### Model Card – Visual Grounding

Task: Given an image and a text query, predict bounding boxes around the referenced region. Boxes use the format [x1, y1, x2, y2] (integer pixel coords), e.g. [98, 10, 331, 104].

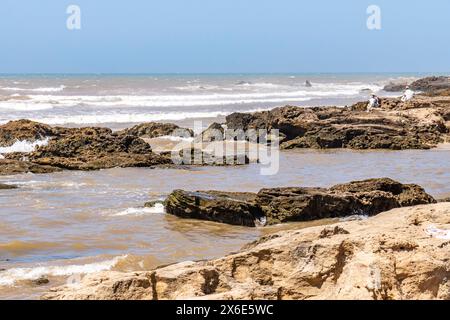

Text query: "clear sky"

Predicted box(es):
[0, 0, 449, 74]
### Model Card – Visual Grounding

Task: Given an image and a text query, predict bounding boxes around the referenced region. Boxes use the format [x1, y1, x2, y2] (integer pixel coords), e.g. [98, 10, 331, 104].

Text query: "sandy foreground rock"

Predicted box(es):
[42, 202, 450, 300]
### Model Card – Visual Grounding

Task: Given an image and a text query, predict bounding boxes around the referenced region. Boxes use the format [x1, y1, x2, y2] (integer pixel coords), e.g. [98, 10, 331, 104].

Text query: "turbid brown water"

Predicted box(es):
[2, 145, 450, 299]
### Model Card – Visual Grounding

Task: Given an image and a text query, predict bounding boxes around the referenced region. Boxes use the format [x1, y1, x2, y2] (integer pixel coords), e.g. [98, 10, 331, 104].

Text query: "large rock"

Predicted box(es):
[118, 122, 193, 139]
[0, 120, 55, 147]
[164, 178, 435, 226]
[224, 95, 450, 150]
[27, 127, 171, 170]
[165, 190, 262, 227]
[42, 202, 450, 300]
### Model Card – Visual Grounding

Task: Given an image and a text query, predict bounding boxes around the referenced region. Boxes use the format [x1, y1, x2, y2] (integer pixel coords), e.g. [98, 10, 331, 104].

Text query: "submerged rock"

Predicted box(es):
[0, 183, 17, 189]
[42, 202, 450, 300]
[166, 148, 250, 166]
[0, 159, 62, 175]
[28, 127, 171, 170]
[164, 178, 435, 226]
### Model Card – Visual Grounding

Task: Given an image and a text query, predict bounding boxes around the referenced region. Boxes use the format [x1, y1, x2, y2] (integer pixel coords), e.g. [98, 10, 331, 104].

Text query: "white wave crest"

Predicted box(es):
[0, 138, 49, 154]
[112, 203, 165, 216]
[0, 85, 65, 93]
[0, 255, 126, 287]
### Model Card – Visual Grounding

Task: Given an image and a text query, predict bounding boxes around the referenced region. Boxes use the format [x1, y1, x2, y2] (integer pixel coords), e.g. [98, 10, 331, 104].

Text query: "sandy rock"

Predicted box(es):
[164, 178, 435, 226]
[42, 202, 450, 300]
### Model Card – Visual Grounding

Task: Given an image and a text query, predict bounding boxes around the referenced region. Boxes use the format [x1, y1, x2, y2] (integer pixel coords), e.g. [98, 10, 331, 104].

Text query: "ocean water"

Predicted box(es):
[1, 73, 445, 299]
[0, 73, 411, 129]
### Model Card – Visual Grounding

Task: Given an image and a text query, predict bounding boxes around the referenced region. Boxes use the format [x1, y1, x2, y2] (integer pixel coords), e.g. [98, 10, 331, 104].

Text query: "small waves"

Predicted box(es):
[0, 255, 127, 287]
[0, 85, 66, 93]
[111, 203, 165, 216]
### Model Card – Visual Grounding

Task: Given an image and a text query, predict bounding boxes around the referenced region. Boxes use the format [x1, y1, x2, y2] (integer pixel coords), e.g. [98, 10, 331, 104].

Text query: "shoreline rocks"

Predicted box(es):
[224, 94, 450, 150]
[164, 178, 436, 226]
[26, 127, 171, 170]
[42, 202, 450, 300]
[383, 76, 450, 92]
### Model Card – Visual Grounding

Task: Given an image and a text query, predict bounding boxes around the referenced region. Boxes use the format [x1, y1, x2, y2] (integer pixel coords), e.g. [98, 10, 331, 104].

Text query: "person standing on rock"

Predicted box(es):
[401, 86, 415, 102]
[367, 94, 380, 112]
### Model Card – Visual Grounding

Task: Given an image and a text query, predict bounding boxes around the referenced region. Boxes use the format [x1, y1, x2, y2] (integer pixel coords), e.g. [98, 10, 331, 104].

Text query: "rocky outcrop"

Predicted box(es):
[27, 127, 171, 170]
[0, 159, 62, 175]
[117, 122, 193, 139]
[383, 76, 450, 93]
[164, 178, 435, 226]
[42, 202, 450, 300]
[410, 76, 450, 92]
[0, 120, 55, 147]
[224, 94, 450, 150]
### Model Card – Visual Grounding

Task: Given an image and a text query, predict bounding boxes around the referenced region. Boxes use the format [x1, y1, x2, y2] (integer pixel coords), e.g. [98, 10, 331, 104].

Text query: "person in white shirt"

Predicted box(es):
[367, 94, 380, 112]
[401, 86, 415, 102]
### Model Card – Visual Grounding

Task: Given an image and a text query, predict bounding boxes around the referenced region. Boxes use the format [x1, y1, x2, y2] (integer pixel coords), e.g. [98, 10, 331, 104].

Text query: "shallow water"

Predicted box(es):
[1, 146, 450, 299]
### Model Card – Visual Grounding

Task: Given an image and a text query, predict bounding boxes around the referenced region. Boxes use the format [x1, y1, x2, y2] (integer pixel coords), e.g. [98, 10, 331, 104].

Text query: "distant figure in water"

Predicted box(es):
[305, 80, 312, 87]
[401, 86, 415, 102]
[367, 94, 380, 112]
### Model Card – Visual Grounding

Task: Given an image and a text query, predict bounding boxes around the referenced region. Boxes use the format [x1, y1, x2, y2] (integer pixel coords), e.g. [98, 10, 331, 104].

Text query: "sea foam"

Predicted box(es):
[0, 138, 49, 154]
[0, 255, 127, 286]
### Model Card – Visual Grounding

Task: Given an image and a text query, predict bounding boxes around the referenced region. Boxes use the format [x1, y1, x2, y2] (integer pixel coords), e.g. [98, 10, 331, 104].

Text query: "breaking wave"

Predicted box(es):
[0, 255, 127, 287]
[0, 138, 49, 154]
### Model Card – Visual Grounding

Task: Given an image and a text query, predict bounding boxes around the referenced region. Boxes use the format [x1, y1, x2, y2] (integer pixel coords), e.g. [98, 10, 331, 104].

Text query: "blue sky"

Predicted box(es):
[0, 0, 449, 73]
